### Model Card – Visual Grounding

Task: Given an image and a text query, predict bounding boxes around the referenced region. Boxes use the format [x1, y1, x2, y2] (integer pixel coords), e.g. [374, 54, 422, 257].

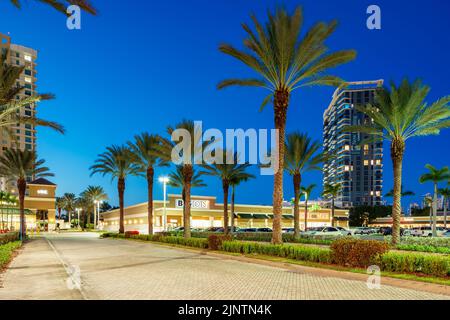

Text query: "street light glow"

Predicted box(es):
[158, 176, 169, 183]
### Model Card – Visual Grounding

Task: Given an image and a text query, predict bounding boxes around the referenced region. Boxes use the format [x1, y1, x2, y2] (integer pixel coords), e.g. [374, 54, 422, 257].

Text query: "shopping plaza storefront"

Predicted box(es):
[101, 194, 350, 233]
[370, 215, 449, 228]
[0, 178, 57, 232]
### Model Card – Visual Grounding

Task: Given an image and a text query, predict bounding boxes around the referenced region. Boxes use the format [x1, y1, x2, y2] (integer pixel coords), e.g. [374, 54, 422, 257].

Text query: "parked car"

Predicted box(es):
[443, 230, 450, 238]
[303, 226, 342, 236]
[282, 227, 295, 233]
[419, 226, 447, 237]
[256, 227, 272, 232]
[237, 228, 257, 232]
[353, 227, 372, 235]
[205, 227, 221, 232]
[335, 226, 352, 236]
[214, 226, 240, 233]
[409, 228, 422, 237]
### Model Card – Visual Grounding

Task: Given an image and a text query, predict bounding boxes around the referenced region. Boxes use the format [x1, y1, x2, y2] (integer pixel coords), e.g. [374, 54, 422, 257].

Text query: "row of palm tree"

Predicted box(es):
[57, 186, 107, 227]
[0, 191, 18, 231]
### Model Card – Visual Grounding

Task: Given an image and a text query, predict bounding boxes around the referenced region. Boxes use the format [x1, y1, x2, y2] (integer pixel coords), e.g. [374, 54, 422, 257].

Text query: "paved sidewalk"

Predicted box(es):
[0, 233, 448, 300]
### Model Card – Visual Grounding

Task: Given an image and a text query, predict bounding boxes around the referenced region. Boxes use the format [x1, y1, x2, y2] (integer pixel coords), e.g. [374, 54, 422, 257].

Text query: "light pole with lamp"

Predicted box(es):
[158, 176, 169, 231]
[76, 207, 81, 229]
[95, 200, 102, 228]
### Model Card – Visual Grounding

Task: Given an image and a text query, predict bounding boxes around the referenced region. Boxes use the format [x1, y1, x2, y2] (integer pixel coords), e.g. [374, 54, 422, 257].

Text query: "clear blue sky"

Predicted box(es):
[0, 0, 449, 208]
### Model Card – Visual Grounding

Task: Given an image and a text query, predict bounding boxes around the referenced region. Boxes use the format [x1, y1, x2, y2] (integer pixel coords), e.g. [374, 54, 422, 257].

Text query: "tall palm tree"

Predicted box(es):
[300, 183, 316, 231]
[81, 185, 108, 227]
[168, 166, 206, 233]
[0, 149, 53, 238]
[8, 0, 97, 15]
[201, 151, 254, 234]
[0, 52, 64, 134]
[62, 193, 77, 225]
[159, 120, 210, 238]
[439, 185, 450, 229]
[75, 195, 90, 229]
[419, 165, 450, 236]
[344, 79, 450, 245]
[322, 183, 341, 227]
[128, 133, 168, 235]
[55, 196, 65, 221]
[284, 132, 326, 237]
[218, 7, 356, 243]
[90, 145, 140, 233]
[384, 188, 415, 197]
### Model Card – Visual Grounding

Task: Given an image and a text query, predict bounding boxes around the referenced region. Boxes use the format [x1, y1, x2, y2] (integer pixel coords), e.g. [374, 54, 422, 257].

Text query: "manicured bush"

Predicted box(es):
[375, 252, 450, 277]
[331, 237, 389, 268]
[124, 230, 140, 238]
[207, 234, 232, 250]
[0, 232, 20, 245]
[387, 236, 450, 248]
[0, 241, 21, 268]
[396, 244, 450, 255]
[221, 241, 332, 264]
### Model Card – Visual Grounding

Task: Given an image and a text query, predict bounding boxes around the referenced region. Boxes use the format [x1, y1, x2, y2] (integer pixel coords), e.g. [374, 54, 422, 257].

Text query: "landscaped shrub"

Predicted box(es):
[0, 232, 20, 245]
[387, 236, 450, 248]
[221, 241, 332, 264]
[375, 252, 450, 277]
[124, 230, 140, 238]
[331, 237, 389, 268]
[0, 241, 21, 268]
[207, 234, 232, 250]
[396, 244, 450, 255]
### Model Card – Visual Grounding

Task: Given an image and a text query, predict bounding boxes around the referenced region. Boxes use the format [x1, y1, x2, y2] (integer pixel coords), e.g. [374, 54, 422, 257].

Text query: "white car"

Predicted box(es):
[303, 227, 343, 237]
[409, 228, 422, 237]
[335, 226, 353, 236]
[419, 226, 446, 237]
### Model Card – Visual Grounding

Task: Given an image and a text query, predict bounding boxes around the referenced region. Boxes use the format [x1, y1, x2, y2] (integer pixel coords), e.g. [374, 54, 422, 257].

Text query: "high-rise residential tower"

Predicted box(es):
[323, 80, 384, 208]
[0, 33, 38, 191]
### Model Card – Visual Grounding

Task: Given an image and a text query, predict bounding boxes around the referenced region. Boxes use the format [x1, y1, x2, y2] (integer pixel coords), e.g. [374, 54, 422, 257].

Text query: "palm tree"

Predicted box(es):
[423, 195, 433, 226]
[229, 173, 255, 233]
[128, 133, 168, 235]
[300, 184, 316, 231]
[344, 79, 450, 245]
[159, 120, 210, 238]
[6, 193, 17, 231]
[75, 195, 90, 229]
[0, 149, 53, 238]
[201, 151, 254, 234]
[384, 188, 415, 197]
[284, 132, 326, 237]
[419, 165, 450, 236]
[322, 183, 341, 227]
[81, 185, 108, 228]
[0, 52, 64, 134]
[8, 0, 97, 15]
[218, 7, 356, 243]
[438, 186, 450, 229]
[168, 166, 206, 233]
[90, 145, 140, 233]
[55, 196, 65, 221]
[62, 193, 77, 225]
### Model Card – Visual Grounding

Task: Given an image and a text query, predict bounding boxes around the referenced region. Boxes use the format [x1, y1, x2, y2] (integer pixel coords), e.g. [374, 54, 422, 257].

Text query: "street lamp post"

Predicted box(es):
[76, 207, 81, 229]
[96, 200, 102, 228]
[158, 176, 169, 231]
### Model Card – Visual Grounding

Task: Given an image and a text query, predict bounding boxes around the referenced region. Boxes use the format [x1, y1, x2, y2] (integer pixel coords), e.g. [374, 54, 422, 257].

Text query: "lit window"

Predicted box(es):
[344, 166, 350, 172]
[364, 145, 369, 150]
[376, 159, 381, 165]
[376, 191, 381, 197]
[370, 160, 374, 165]
[24, 77, 32, 83]
[344, 145, 350, 151]
[37, 189, 48, 195]
[364, 160, 369, 166]
[24, 55, 32, 62]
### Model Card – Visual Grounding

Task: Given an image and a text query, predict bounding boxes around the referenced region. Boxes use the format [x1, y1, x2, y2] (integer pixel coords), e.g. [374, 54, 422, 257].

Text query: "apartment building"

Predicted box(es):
[323, 80, 384, 208]
[0, 33, 38, 191]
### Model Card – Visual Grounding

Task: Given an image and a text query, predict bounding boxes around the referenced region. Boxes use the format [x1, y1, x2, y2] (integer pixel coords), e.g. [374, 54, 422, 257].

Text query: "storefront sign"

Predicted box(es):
[176, 199, 209, 209]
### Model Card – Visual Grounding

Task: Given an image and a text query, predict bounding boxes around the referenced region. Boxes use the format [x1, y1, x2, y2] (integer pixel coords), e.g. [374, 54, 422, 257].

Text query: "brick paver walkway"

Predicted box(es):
[0, 232, 448, 300]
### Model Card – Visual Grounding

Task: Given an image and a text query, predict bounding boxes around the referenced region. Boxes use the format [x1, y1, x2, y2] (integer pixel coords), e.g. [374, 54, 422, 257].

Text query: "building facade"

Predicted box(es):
[323, 80, 384, 208]
[0, 33, 38, 192]
[101, 194, 350, 234]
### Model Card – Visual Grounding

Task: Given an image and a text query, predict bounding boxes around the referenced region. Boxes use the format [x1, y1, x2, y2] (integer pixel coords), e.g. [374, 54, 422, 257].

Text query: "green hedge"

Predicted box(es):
[0, 241, 21, 268]
[221, 241, 332, 264]
[102, 232, 208, 249]
[0, 232, 20, 245]
[396, 244, 450, 255]
[375, 251, 450, 277]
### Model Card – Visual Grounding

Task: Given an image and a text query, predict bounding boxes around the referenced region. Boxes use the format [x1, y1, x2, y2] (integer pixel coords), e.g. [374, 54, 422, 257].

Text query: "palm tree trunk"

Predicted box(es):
[293, 173, 301, 238]
[230, 185, 235, 233]
[444, 197, 447, 229]
[272, 89, 289, 244]
[17, 178, 26, 239]
[222, 180, 229, 235]
[391, 139, 405, 245]
[181, 188, 186, 229]
[118, 177, 125, 234]
[183, 165, 193, 238]
[432, 183, 438, 237]
[331, 197, 335, 227]
[147, 166, 154, 235]
[304, 198, 308, 231]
